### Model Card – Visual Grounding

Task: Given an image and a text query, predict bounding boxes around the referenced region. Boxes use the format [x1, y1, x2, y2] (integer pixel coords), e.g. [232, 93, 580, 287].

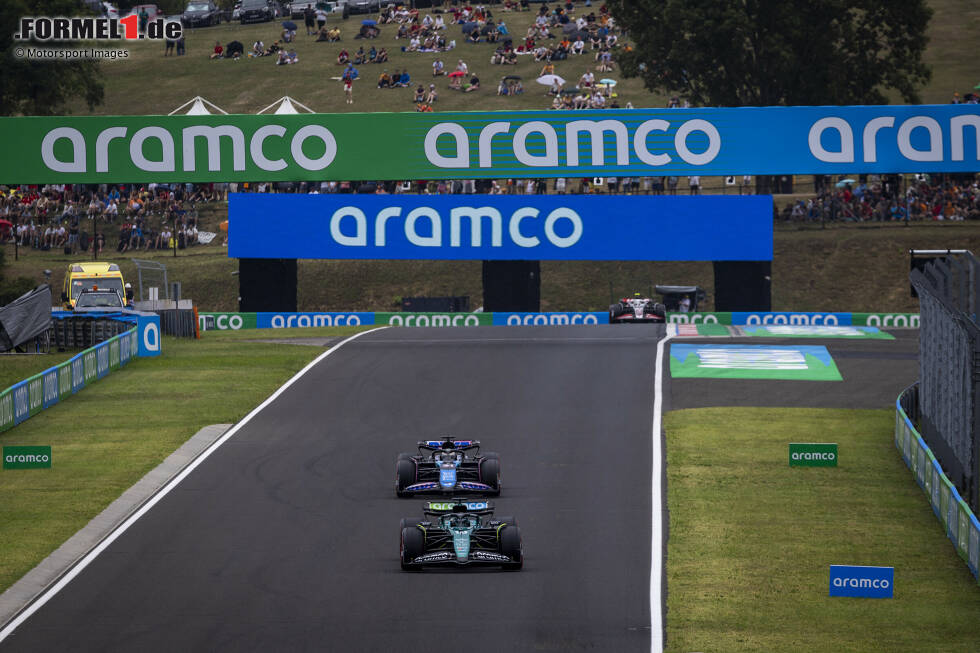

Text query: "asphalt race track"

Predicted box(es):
[0, 325, 918, 652]
[0, 326, 669, 653]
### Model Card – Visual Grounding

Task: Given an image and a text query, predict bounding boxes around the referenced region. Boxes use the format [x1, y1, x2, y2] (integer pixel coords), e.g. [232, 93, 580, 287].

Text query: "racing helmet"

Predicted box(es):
[633, 292, 642, 298]
[440, 439, 456, 451]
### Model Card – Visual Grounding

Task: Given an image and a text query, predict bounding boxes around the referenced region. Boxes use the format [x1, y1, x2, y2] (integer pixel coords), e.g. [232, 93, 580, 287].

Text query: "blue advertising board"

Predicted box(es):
[228, 194, 773, 261]
[492, 312, 609, 326]
[135, 312, 161, 358]
[829, 565, 894, 598]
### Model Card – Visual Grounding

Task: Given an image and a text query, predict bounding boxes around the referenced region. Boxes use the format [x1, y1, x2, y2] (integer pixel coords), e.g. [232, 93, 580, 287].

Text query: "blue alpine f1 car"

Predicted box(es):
[395, 436, 500, 497]
[400, 498, 523, 571]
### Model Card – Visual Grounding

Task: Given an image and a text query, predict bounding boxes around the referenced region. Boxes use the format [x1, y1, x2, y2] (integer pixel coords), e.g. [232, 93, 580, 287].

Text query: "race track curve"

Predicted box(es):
[0, 325, 670, 653]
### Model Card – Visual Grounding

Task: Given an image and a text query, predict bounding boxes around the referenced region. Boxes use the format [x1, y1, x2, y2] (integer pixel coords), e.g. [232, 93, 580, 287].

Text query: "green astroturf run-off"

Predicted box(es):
[669, 344, 843, 381]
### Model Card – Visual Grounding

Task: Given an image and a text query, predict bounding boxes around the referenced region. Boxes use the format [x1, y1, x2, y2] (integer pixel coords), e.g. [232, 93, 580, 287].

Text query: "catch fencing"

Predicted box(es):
[0, 327, 137, 434]
[910, 252, 980, 513]
[896, 384, 980, 584]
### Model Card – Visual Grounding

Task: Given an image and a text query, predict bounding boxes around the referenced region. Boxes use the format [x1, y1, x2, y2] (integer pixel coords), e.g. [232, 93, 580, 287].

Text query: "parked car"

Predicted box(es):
[102, 2, 120, 18]
[239, 0, 274, 22]
[126, 3, 160, 20]
[182, 0, 224, 26]
[346, 0, 380, 14]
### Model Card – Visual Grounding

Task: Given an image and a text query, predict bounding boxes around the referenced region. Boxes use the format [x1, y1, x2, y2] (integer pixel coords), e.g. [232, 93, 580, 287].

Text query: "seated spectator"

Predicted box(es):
[337, 49, 349, 64]
[390, 70, 402, 86]
[425, 84, 438, 103]
[466, 30, 481, 44]
[449, 74, 462, 90]
[368, 45, 377, 62]
[572, 36, 585, 54]
[414, 84, 426, 102]
[416, 102, 433, 112]
[408, 35, 421, 51]
[264, 40, 282, 56]
[376, 47, 388, 63]
[328, 26, 341, 41]
[464, 75, 480, 92]
[378, 70, 392, 88]
[396, 24, 409, 39]
[497, 78, 509, 95]
[540, 61, 554, 76]
[432, 59, 445, 75]
[353, 46, 366, 64]
[225, 41, 244, 59]
[504, 50, 517, 64]
[316, 26, 330, 42]
[396, 68, 411, 87]
[282, 27, 295, 43]
[251, 40, 265, 57]
[209, 41, 223, 60]
[434, 15, 445, 30]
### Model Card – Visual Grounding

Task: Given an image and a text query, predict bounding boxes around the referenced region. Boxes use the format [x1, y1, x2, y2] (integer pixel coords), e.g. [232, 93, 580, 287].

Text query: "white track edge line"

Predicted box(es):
[651, 331, 673, 653]
[0, 326, 388, 643]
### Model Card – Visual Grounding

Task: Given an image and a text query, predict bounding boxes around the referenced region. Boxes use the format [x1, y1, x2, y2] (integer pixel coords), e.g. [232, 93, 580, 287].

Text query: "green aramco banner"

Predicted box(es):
[2, 105, 979, 182]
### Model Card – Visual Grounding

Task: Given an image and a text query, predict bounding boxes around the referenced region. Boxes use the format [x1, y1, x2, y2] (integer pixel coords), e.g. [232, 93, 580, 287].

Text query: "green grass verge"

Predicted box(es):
[665, 407, 980, 653]
[0, 326, 372, 593]
[5, 221, 980, 314]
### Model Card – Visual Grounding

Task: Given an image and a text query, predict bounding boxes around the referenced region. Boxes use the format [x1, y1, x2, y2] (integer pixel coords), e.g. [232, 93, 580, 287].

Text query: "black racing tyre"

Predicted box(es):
[479, 458, 501, 495]
[401, 526, 425, 571]
[495, 515, 517, 527]
[609, 303, 625, 318]
[652, 302, 666, 318]
[499, 525, 523, 570]
[397, 452, 413, 462]
[395, 458, 416, 497]
[399, 518, 418, 530]
[482, 451, 500, 461]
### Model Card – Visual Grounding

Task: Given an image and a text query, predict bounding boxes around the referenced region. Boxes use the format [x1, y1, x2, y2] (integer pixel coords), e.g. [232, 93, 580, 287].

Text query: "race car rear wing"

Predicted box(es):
[423, 498, 495, 516]
[417, 439, 481, 454]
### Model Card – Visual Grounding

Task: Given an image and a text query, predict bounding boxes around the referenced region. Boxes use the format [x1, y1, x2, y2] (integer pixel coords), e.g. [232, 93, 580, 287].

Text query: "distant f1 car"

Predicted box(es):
[400, 498, 523, 571]
[395, 436, 500, 497]
[609, 293, 666, 324]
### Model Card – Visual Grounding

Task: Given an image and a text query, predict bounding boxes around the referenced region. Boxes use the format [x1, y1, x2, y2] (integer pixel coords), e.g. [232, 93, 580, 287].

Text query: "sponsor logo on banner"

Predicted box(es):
[12, 383, 29, 424]
[493, 312, 606, 326]
[257, 312, 374, 329]
[42, 370, 58, 409]
[228, 195, 773, 262]
[733, 312, 853, 326]
[829, 565, 893, 598]
[379, 312, 493, 327]
[199, 312, 257, 331]
[668, 312, 731, 324]
[670, 344, 843, 381]
[136, 312, 161, 357]
[789, 443, 839, 466]
[9, 106, 980, 184]
[854, 313, 920, 328]
[3, 445, 52, 470]
[27, 376, 43, 415]
[0, 392, 13, 430]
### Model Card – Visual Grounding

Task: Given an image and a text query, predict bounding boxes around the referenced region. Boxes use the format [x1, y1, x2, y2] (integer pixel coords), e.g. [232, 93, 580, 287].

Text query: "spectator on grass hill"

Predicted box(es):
[305, 6, 316, 35]
[210, 41, 223, 59]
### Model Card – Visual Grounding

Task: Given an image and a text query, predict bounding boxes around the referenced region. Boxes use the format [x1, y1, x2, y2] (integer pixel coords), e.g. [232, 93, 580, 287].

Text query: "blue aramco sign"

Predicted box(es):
[228, 194, 773, 261]
[829, 565, 894, 598]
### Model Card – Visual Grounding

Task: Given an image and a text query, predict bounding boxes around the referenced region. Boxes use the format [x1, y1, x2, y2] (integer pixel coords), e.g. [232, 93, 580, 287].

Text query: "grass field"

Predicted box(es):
[0, 326, 369, 593]
[665, 407, 980, 652]
[72, 0, 980, 116]
[5, 220, 979, 314]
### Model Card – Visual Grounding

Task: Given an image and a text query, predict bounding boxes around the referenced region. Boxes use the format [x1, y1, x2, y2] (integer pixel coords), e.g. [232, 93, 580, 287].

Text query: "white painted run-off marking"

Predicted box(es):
[651, 330, 673, 653]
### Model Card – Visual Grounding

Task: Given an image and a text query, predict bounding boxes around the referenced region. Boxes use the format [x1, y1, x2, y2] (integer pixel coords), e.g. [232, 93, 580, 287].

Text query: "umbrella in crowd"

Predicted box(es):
[461, 21, 478, 34]
[599, 78, 617, 86]
[282, 20, 297, 30]
[536, 74, 566, 86]
[835, 178, 857, 188]
[362, 19, 377, 26]
[503, 75, 522, 81]
[448, 70, 465, 78]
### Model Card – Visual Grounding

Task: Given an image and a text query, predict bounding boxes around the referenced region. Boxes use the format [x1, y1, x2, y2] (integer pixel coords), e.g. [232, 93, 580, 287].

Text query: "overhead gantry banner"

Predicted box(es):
[0, 105, 978, 183]
[228, 194, 773, 261]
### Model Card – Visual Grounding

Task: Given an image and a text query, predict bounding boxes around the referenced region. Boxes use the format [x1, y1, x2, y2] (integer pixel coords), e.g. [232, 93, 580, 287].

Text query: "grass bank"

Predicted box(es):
[665, 407, 980, 652]
[5, 221, 979, 313]
[0, 326, 371, 593]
